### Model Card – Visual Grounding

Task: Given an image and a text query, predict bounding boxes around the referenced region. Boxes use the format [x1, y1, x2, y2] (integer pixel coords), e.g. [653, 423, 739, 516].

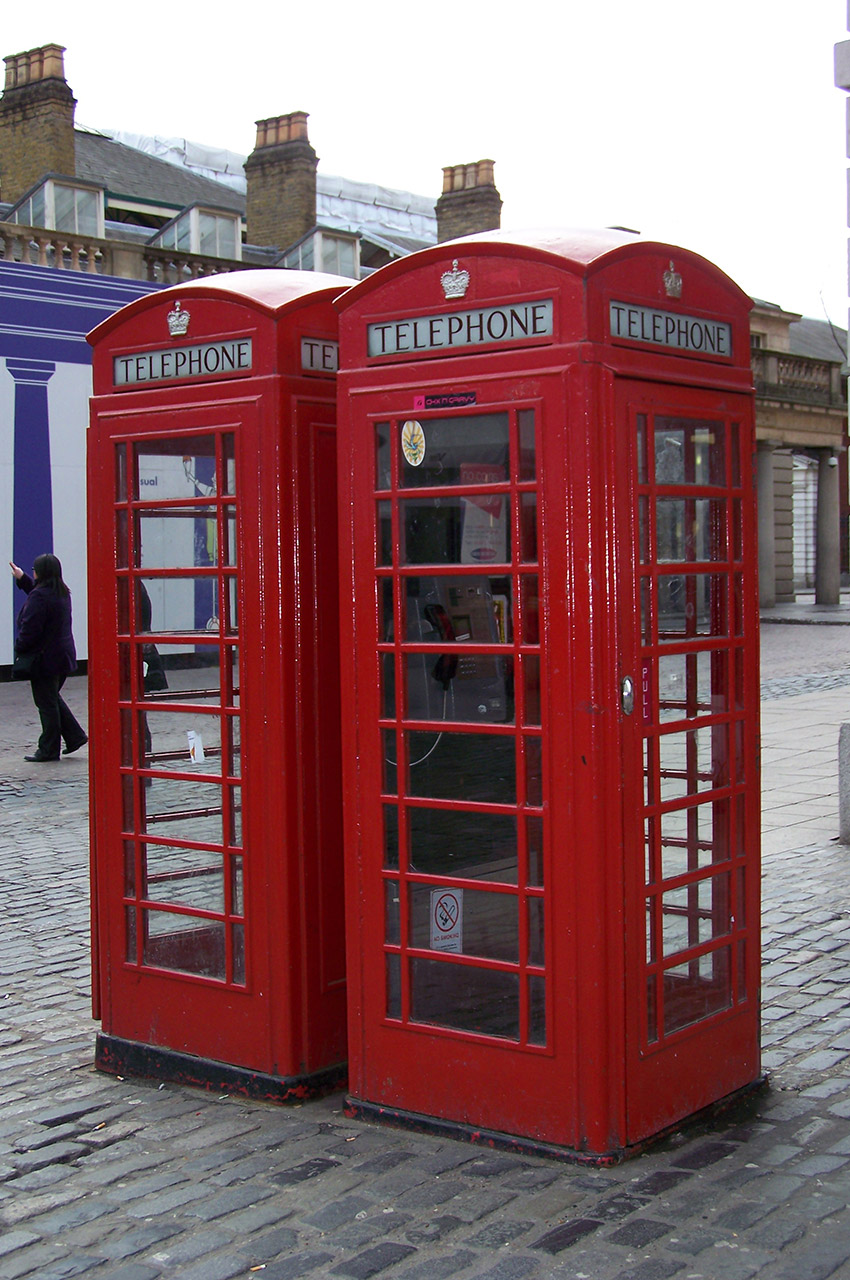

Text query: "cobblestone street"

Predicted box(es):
[1, 616, 850, 1278]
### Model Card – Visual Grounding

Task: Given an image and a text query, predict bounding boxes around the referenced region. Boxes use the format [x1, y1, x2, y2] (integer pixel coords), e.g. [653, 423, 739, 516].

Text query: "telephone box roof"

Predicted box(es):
[88, 269, 352, 345]
[335, 227, 753, 310]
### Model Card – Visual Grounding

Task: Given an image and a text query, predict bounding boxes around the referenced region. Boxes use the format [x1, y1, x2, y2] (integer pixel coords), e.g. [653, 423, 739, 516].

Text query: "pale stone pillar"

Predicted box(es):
[815, 449, 841, 605]
[756, 444, 776, 608]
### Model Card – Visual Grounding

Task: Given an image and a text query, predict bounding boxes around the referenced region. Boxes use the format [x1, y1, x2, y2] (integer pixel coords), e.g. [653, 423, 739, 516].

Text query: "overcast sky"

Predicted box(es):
[4, 2, 848, 329]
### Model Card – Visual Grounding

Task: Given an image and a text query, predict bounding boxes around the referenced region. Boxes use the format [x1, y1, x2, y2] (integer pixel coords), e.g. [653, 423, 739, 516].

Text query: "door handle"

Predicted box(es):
[621, 676, 635, 716]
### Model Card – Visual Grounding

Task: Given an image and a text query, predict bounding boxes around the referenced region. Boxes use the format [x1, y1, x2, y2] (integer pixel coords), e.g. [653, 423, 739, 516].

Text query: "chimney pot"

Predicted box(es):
[436, 159, 502, 243]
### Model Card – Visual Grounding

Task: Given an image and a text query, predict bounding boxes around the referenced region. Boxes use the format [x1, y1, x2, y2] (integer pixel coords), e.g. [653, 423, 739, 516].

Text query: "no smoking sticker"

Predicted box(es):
[430, 888, 463, 953]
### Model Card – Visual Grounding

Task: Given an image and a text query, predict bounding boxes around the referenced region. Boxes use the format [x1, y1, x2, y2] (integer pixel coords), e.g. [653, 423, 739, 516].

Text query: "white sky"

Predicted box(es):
[4, 2, 849, 327]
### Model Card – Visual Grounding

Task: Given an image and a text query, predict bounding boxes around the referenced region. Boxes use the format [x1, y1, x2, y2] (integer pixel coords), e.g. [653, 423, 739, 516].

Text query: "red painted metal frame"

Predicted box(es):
[335, 231, 760, 1158]
[87, 271, 350, 1087]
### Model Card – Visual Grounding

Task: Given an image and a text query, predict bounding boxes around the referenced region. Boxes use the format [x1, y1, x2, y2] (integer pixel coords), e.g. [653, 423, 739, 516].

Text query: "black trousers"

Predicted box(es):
[29, 673, 86, 759]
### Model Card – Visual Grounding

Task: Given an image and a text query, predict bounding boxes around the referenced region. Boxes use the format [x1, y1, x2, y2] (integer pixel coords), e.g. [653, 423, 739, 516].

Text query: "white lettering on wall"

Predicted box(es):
[609, 302, 732, 357]
[367, 299, 554, 357]
[113, 338, 253, 386]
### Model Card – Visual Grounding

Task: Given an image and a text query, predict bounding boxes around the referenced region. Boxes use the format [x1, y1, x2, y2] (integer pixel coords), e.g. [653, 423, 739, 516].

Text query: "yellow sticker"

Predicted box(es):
[401, 420, 426, 467]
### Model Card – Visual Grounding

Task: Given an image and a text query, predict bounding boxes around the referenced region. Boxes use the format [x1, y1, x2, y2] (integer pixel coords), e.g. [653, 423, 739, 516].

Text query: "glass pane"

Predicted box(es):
[656, 499, 726, 563]
[142, 778, 224, 844]
[518, 409, 536, 482]
[224, 715, 241, 779]
[527, 814, 544, 886]
[382, 652, 396, 719]
[383, 805, 399, 870]
[525, 737, 542, 806]
[528, 975, 546, 1045]
[663, 946, 732, 1034]
[222, 437, 236, 497]
[410, 957, 519, 1039]
[386, 953, 401, 1019]
[382, 729, 397, 794]
[375, 422, 392, 490]
[403, 654, 511, 724]
[231, 854, 244, 914]
[379, 577, 394, 641]
[139, 576, 220, 633]
[403, 575, 509, 644]
[528, 898, 544, 965]
[636, 413, 647, 484]
[124, 841, 136, 895]
[406, 731, 515, 804]
[657, 650, 727, 721]
[519, 576, 539, 645]
[658, 574, 728, 642]
[658, 725, 727, 800]
[385, 879, 401, 944]
[523, 654, 541, 726]
[76, 188, 100, 236]
[53, 183, 76, 230]
[223, 510, 238, 568]
[660, 801, 730, 879]
[654, 419, 725, 486]
[143, 912, 226, 980]
[399, 413, 509, 488]
[232, 923, 246, 984]
[408, 809, 517, 882]
[377, 501, 392, 567]
[139, 643, 228, 704]
[520, 493, 537, 563]
[116, 510, 129, 569]
[662, 873, 731, 957]
[138, 513, 219, 572]
[142, 708, 222, 775]
[227, 785, 242, 846]
[115, 443, 128, 501]
[135, 437, 216, 501]
[400, 496, 511, 566]
[144, 845, 224, 912]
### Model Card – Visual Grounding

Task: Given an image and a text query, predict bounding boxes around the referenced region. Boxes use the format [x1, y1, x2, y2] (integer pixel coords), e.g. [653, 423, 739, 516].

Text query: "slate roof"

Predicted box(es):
[788, 315, 847, 365]
[74, 131, 245, 215]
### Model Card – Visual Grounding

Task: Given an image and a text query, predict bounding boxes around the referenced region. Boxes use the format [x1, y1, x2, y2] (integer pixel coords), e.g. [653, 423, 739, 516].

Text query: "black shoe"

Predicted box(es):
[25, 752, 60, 762]
[62, 736, 88, 755]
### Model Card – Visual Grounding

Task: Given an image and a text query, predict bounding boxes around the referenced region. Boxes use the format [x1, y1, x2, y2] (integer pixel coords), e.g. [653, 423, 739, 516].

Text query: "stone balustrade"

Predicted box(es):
[751, 347, 846, 408]
[0, 219, 248, 283]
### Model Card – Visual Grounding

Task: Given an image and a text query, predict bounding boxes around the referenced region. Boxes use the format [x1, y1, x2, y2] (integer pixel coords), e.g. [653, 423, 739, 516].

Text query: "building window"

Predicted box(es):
[8, 179, 104, 237]
[149, 207, 242, 260]
[282, 230, 359, 279]
[750, 333, 765, 349]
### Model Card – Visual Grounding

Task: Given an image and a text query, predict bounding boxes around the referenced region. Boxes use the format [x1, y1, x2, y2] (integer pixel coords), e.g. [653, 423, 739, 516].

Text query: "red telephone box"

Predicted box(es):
[335, 231, 761, 1159]
[87, 269, 350, 1098]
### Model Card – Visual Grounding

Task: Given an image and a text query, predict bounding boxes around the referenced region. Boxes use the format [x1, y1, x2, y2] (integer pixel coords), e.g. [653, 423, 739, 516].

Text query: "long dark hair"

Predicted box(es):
[33, 553, 70, 597]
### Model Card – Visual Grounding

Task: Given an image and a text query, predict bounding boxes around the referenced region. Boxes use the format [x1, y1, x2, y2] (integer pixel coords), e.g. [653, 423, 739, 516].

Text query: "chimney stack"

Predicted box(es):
[0, 44, 76, 204]
[436, 159, 502, 243]
[245, 112, 318, 250]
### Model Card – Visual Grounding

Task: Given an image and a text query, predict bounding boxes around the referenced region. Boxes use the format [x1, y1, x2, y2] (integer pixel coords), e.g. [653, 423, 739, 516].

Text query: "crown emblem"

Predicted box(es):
[663, 260, 683, 299]
[167, 301, 191, 337]
[441, 259, 470, 300]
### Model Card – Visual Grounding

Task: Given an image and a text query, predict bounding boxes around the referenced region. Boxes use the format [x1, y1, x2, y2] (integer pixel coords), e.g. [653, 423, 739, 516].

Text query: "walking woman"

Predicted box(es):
[9, 555, 87, 762]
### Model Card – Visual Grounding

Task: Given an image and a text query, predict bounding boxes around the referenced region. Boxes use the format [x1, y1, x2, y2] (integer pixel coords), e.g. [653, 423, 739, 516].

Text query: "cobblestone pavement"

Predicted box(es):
[2, 619, 850, 1279]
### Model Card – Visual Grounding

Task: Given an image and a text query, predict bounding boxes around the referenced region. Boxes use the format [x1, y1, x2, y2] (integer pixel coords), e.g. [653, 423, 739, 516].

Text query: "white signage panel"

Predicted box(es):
[368, 299, 554, 358]
[609, 302, 731, 357]
[301, 338, 339, 372]
[113, 338, 253, 386]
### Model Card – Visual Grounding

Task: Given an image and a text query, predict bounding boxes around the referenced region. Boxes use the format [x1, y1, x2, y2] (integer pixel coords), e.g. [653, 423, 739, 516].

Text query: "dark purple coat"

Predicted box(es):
[15, 573, 77, 677]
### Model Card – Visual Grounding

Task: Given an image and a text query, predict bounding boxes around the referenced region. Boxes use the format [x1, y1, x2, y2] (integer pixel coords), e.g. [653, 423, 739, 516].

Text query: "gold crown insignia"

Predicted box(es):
[167, 301, 191, 337]
[441, 259, 470, 300]
[663, 261, 683, 299]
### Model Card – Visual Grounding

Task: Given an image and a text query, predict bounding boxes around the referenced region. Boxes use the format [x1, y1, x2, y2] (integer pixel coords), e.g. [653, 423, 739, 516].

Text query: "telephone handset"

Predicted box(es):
[423, 603, 458, 689]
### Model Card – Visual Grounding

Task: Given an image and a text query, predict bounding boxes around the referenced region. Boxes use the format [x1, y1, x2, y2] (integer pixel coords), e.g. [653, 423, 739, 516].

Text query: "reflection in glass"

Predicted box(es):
[663, 946, 732, 1035]
[410, 957, 519, 1039]
[142, 911, 226, 980]
[115, 442, 128, 501]
[382, 729, 397, 794]
[636, 414, 647, 484]
[232, 922, 246, 984]
[660, 801, 729, 880]
[222, 435, 236, 497]
[378, 500, 392, 567]
[523, 654, 541, 726]
[116, 510, 129, 569]
[379, 577, 393, 641]
[406, 731, 515, 804]
[144, 844, 224, 912]
[654, 418, 725, 487]
[141, 708, 222, 774]
[404, 653, 511, 725]
[409, 808, 517, 882]
[228, 785, 242, 845]
[139, 576, 221, 635]
[661, 873, 731, 957]
[520, 493, 537, 563]
[657, 650, 727, 722]
[659, 725, 726, 800]
[139, 643, 227, 704]
[125, 906, 137, 963]
[399, 413, 509, 489]
[139, 512, 219, 571]
[656, 499, 726, 563]
[223, 510, 238, 568]
[124, 841, 136, 895]
[231, 854, 244, 914]
[142, 777, 224, 844]
[525, 736, 542, 806]
[658, 573, 728, 642]
[386, 953, 401, 1019]
[382, 652, 396, 719]
[135, 436, 216, 501]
